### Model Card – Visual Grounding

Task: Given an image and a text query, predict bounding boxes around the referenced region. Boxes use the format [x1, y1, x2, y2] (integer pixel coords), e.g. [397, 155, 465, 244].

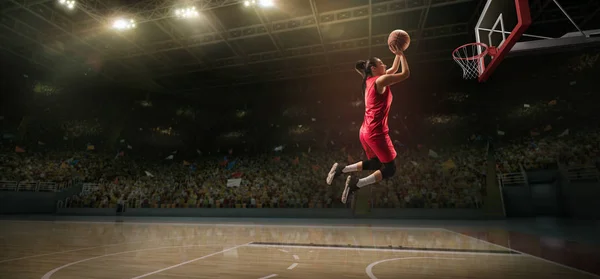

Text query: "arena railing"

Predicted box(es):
[497, 172, 526, 185]
[81, 183, 100, 194]
[0, 181, 18, 191]
[0, 180, 72, 192]
[54, 183, 101, 209]
[565, 165, 599, 182]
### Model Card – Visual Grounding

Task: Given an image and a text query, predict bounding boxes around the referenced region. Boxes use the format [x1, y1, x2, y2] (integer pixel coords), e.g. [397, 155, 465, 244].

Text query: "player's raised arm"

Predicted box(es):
[385, 45, 401, 75]
[376, 51, 410, 89]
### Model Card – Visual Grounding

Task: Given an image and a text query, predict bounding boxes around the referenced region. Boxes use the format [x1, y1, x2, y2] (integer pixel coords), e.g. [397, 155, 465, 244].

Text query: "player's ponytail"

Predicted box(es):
[356, 58, 378, 97]
[355, 60, 368, 97]
[355, 60, 367, 72]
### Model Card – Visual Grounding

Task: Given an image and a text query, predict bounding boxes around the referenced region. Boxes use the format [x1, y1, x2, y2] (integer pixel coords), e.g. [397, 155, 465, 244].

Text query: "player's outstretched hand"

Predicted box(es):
[390, 45, 404, 56]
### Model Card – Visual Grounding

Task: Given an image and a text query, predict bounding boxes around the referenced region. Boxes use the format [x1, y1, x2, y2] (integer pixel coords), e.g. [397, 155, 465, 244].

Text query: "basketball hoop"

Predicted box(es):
[452, 42, 498, 80]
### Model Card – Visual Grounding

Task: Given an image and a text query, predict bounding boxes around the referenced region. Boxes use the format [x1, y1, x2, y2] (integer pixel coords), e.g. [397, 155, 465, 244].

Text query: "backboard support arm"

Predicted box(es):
[552, 0, 588, 38]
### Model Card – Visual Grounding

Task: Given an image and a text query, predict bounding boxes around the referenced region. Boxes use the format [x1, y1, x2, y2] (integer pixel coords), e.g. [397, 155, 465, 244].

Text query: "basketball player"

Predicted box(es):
[326, 45, 410, 204]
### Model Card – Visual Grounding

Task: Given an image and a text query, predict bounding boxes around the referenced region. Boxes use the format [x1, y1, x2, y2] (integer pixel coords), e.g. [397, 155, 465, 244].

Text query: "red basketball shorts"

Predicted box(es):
[359, 132, 397, 163]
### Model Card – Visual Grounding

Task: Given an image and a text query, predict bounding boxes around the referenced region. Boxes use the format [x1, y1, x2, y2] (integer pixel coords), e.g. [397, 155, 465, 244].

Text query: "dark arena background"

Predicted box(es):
[1, 0, 600, 278]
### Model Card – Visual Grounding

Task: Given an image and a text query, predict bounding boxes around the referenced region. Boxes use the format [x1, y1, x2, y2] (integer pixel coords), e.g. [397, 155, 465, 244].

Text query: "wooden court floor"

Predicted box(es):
[0, 220, 598, 279]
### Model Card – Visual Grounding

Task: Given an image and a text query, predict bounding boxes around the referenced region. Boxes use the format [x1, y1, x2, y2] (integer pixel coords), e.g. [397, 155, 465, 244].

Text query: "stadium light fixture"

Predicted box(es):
[112, 18, 136, 31]
[244, 0, 274, 8]
[58, 0, 76, 10]
[175, 6, 199, 18]
[259, 0, 274, 7]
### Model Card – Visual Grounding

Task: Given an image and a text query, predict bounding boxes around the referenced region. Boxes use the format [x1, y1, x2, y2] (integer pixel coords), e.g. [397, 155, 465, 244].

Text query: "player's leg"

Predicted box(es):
[342, 134, 397, 203]
[360, 133, 397, 187]
[326, 157, 382, 185]
[339, 158, 384, 203]
[326, 133, 381, 185]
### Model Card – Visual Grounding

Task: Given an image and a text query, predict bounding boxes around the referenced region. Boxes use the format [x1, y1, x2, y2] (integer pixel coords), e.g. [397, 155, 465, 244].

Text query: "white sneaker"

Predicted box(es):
[341, 176, 359, 204]
[326, 162, 342, 185]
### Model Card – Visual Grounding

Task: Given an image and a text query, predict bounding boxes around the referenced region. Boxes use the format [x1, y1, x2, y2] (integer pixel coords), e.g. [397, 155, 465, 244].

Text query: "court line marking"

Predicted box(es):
[366, 257, 466, 279]
[443, 229, 600, 278]
[0, 246, 107, 263]
[249, 243, 523, 256]
[251, 241, 518, 254]
[287, 263, 299, 270]
[352, 235, 364, 258]
[130, 242, 251, 279]
[40, 244, 227, 279]
[293, 254, 299, 260]
[0, 235, 198, 263]
[0, 219, 444, 231]
[258, 274, 278, 279]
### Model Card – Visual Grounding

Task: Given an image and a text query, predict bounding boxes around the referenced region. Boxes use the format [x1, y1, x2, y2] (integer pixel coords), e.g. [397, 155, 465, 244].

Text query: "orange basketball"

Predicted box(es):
[388, 29, 410, 52]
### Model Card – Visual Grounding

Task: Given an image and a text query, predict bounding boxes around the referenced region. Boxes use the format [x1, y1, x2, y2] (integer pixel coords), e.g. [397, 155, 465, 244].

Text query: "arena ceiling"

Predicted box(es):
[1, 0, 599, 93]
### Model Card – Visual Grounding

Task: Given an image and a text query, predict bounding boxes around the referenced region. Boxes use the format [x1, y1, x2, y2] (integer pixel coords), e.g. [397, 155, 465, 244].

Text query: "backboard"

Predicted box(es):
[455, 0, 600, 82]
[474, 0, 531, 82]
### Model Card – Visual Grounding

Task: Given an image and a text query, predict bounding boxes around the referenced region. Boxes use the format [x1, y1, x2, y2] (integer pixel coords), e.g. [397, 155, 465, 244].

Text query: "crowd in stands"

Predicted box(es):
[494, 130, 600, 174]
[2, 137, 487, 210]
[0, 150, 79, 183]
[3, 128, 599, 210]
[1, 139, 488, 209]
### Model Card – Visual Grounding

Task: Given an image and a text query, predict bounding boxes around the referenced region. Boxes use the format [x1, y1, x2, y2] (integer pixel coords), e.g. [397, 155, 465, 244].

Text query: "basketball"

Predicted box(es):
[388, 29, 410, 52]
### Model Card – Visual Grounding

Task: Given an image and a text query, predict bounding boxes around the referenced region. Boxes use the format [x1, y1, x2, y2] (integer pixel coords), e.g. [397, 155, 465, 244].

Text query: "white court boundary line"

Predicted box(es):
[442, 229, 600, 278]
[130, 242, 251, 279]
[257, 249, 298, 279]
[365, 257, 466, 279]
[41, 244, 227, 279]
[0, 234, 201, 263]
[1, 246, 107, 264]
[258, 274, 278, 279]
[0, 219, 445, 231]
[249, 243, 523, 256]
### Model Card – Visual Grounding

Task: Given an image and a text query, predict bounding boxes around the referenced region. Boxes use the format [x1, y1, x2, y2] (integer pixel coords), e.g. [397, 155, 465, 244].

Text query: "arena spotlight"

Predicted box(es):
[244, 0, 274, 8]
[58, 0, 76, 10]
[259, 0, 274, 7]
[112, 18, 136, 31]
[175, 6, 199, 18]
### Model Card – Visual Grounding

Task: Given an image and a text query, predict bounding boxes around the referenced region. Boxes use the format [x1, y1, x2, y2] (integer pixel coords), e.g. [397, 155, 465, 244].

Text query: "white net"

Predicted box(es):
[452, 43, 488, 80]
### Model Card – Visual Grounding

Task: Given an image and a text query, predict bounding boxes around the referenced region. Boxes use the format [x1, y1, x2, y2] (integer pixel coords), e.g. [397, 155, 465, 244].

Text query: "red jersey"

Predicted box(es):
[360, 76, 393, 136]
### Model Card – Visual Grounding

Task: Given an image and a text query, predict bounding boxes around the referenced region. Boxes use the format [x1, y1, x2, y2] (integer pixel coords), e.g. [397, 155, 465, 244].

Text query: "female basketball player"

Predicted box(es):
[326, 45, 410, 204]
